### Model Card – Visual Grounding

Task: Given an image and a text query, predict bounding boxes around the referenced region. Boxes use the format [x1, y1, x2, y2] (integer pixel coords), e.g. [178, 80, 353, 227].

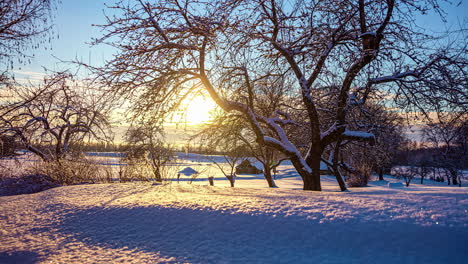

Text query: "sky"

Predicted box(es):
[14, 0, 114, 80]
[8, 0, 467, 143]
[13, 0, 467, 80]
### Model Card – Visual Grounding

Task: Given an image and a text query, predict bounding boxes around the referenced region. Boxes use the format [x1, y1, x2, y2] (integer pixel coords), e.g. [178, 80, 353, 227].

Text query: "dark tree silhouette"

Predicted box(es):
[89, 0, 466, 190]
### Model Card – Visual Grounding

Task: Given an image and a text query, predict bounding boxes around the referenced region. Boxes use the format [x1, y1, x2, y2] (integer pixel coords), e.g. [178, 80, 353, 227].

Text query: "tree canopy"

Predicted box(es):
[90, 0, 467, 190]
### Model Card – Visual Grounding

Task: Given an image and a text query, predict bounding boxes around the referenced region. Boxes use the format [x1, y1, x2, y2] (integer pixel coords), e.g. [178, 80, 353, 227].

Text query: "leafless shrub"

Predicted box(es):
[29, 158, 115, 185]
[116, 157, 153, 183]
[0, 157, 29, 180]
[347, 163, 372, 187]
[124, 125, 175, 182]
[392, 167, 418, 187]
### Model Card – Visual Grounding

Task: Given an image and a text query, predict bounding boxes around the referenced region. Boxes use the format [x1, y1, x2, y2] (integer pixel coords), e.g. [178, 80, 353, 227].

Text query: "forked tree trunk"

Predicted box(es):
[289, 155, 321, 191]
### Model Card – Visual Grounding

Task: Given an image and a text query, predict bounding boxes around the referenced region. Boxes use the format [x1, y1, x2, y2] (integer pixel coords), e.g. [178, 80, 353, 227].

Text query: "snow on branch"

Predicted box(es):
[370, 71, 419, 84]
[320, 123, 346, 140]
[359, 32, 377, 37]
[341, 130, 375, 145]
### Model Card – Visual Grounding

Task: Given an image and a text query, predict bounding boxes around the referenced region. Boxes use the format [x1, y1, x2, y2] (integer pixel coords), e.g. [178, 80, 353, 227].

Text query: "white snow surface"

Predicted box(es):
[342, 129, 375, 139]
[1, 166, 468, 263]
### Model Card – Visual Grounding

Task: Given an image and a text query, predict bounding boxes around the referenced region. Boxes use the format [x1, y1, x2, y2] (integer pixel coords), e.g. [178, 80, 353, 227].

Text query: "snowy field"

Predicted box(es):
[1, 154, 468, 263]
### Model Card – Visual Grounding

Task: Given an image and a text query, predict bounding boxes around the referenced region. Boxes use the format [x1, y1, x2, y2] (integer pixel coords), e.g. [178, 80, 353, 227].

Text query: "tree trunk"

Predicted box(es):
[305, 156, 322, 191]
[226, 174, 235, 187]
[332, 166, 347, 191]
[331, 142, 347, 191]
[208, 176, 214, 186]
[262, 164, 277, 188]
[378, 168, 384, 181]
[154, 167, 162, 181]
[452, 173, 458, 185]
[280, 146, 321, 190]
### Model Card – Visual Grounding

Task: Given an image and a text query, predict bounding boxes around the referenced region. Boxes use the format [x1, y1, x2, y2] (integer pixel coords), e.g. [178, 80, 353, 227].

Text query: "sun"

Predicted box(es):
[184, 95, 217, 124]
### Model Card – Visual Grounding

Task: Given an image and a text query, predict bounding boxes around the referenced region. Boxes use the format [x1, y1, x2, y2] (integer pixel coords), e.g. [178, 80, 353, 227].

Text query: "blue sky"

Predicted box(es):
[13, 0, 467, 80]
[14, 0, 114, 79]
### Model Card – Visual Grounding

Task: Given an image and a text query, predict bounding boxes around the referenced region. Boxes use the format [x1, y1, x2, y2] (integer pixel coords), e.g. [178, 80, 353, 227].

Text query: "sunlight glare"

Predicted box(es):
[184, 95, 217, 124]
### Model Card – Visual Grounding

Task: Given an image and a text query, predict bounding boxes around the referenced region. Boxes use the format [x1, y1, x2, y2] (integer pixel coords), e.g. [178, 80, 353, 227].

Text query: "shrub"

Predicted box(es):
[30, 158, 114, 185]
[116, 157, 153, 183]
[347, 163, 372, 187]
[391, 166, 417, 187]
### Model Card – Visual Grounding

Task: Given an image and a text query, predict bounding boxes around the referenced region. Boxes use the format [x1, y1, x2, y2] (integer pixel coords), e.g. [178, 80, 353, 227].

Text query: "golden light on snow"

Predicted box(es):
[183, 94, 217, 124]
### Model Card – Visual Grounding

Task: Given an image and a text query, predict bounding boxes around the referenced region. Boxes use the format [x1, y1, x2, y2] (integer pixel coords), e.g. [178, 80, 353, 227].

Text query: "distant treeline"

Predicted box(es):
[394, 146, 468, 170]
[70, 142, 226, 156]
[4, 137, 467, 170]
[1, 138, 236, 158]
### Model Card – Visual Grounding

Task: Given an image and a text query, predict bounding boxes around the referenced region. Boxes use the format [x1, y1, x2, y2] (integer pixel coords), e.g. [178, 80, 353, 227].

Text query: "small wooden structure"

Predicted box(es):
[235, 160, 263, 174]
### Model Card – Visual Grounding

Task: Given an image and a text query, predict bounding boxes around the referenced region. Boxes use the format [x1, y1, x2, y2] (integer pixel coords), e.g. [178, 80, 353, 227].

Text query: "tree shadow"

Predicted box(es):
[0, 251, 40, 264]
[53, 205, 468, 264]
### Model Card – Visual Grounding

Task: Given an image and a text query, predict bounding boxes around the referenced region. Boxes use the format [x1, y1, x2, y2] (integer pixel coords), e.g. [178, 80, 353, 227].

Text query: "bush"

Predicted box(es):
[391, 166, 417, 187]
[0, 135, 19, 157]
[1, 153, 181, 194]
[31, 158, 114, 185]
[347, 163, 372, 187]
[116, 157, 154, 182]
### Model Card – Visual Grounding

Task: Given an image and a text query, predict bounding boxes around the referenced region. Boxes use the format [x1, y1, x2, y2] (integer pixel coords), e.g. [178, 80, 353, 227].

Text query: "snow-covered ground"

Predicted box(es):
[1, 155, 468, 263]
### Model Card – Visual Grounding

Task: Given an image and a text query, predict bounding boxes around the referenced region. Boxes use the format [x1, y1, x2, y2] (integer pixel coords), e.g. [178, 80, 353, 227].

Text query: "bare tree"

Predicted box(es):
[423, 112, 467, 186]
[1, 0, 59, 127]
[390, 140, 420, 187]
[0, 72, 111, 161]
[333, 102, 404, 182]
[124, 124, 174, 182]
[90, 0, 466, 191]
[195, 117, 249, 187]
[209, 147, 248, 188]
[245, 143, 284, 188]
[197, 113, 285, 188]
[392, 166, 418, 187]
[0, 0, 57, 68]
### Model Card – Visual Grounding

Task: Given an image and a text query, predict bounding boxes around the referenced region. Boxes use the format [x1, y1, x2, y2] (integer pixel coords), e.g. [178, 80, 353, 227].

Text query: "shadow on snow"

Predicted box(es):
[48, 205, 468, 264]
